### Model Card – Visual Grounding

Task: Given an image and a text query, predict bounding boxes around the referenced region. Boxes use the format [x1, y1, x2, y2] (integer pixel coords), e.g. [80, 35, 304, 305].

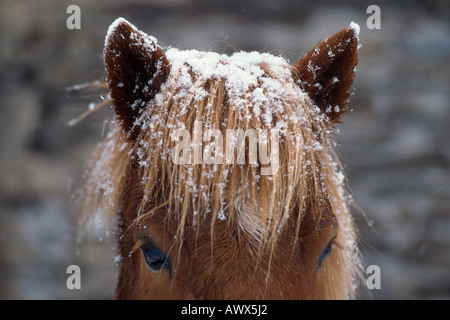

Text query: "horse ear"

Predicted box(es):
[293, 23, 360, 123]
[104, 18, 170, 136]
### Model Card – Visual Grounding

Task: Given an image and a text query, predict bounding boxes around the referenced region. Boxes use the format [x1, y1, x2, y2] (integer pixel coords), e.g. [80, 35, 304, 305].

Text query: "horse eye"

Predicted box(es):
[316, 240, 334, 271]
[140, 239, 172, 275]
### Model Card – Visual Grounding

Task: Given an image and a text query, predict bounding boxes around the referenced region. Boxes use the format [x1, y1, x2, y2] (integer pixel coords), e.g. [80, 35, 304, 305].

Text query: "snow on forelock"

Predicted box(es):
[165, 49, 289, 84]
[164, 48, 303, 119]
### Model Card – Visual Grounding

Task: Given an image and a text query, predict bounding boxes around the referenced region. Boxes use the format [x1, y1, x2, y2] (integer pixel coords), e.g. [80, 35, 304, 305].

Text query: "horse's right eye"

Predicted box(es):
[140, 238, 172, 276]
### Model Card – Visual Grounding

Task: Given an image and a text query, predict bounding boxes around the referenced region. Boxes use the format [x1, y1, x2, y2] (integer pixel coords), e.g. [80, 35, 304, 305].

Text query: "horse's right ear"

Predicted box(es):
[104, 18, 170, 137]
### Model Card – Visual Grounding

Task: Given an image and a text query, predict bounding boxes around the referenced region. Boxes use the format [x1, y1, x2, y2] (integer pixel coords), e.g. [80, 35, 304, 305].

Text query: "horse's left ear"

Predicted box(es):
[293, 23, 360, 123]
[104, 18, 170, 137]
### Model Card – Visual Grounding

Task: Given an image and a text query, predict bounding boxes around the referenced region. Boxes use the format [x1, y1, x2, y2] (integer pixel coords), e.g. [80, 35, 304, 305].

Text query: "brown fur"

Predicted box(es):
[293, 27, 359, 122]
[104, 21, 170, 138]
[77, 18, 360, 299]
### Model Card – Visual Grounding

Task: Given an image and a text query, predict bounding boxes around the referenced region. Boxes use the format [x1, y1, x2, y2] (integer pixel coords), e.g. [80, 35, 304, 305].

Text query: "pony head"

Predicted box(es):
[78, 18, 360, 299]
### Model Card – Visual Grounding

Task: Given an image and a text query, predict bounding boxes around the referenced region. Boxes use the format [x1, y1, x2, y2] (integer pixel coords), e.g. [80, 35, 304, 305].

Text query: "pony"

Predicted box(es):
[76, 17, 361, 299]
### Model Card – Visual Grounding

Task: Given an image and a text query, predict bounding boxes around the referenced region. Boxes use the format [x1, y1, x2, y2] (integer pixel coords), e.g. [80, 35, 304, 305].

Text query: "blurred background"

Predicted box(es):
[0, 0, 449, 299]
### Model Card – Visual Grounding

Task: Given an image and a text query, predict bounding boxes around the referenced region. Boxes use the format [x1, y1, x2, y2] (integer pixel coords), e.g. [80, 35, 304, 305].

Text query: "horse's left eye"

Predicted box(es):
[140, 239, 172, 276]
[317, 240, 334, 271]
